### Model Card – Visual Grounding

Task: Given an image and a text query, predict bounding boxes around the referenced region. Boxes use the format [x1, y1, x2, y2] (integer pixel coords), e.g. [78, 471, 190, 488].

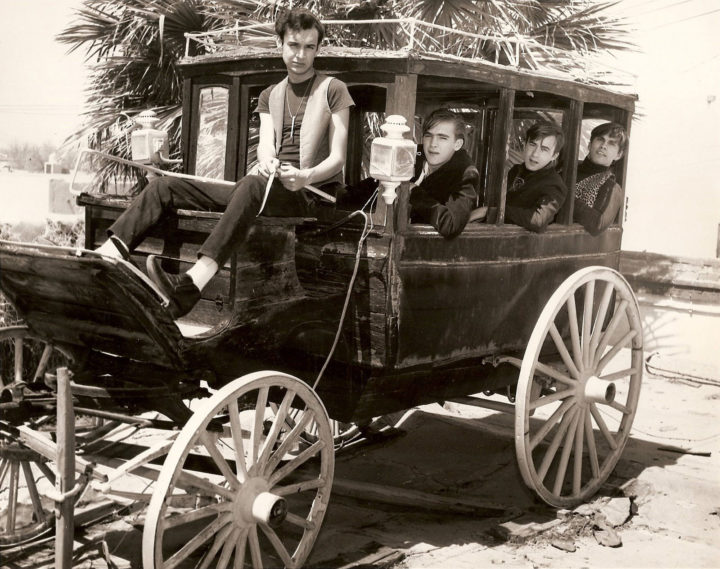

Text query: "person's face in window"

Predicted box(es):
[587, 134, 623, 167]
[522, 135, 559, 171]
[422, 120, 463, 172]
[280, 28, 319, 82]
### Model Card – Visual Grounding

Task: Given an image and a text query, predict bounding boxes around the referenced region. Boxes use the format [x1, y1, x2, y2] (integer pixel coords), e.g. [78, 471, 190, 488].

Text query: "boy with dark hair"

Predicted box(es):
[504, 121, 567, 233]
[573, 122, 628, 235]
[95, 8, 354, 318]
[409, 108, 480, 238]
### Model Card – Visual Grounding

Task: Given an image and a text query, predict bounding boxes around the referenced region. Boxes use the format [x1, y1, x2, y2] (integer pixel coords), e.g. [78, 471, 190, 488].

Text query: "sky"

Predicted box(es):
[0, 0, 87, 147]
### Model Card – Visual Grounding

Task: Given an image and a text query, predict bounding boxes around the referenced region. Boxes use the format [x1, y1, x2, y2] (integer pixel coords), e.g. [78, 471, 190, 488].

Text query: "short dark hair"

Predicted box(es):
[275, 8, 325, 44]
[525, 121, 565, 153]
[422, 108, 466, 143]
[590, 121, 628, 152]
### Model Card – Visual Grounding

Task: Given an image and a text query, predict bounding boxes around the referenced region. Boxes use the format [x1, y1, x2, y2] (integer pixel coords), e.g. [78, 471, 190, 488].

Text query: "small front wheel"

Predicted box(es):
[143, 371, 334, 569]
[515, 267, 643, 508]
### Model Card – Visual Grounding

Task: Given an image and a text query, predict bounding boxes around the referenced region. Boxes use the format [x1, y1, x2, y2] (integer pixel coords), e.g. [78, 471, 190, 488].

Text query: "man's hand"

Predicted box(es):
[507, 147, 524, 167]
[277, 163, 313, 191]
[257, 158, 279, 179]
[468, 206, 488, 222]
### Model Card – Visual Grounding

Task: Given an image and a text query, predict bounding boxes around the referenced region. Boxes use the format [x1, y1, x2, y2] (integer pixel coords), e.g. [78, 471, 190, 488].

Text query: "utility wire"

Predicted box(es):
[630, 0, 703, 18]
[646, 6, 720, 30]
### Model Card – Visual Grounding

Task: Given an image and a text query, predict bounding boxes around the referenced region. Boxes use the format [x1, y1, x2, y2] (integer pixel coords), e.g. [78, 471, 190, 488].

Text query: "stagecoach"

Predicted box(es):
[0, 19, 642, 569]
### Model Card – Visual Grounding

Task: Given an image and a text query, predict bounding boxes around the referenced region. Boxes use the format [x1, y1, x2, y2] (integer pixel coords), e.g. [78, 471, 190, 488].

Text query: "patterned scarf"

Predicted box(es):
[575, 171, 612, 207]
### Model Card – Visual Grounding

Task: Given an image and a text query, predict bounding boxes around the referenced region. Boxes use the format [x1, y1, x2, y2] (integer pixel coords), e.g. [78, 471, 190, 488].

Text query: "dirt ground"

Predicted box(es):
[3, 357, 719, 569]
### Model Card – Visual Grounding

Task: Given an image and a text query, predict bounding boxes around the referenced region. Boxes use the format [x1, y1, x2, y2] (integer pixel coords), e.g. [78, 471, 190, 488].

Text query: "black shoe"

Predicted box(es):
[146, 255, 201, 318]
[109, 235, 138, 269]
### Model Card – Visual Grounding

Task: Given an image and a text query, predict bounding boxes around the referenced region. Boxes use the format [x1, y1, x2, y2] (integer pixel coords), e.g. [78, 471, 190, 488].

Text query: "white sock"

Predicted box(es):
[186, 256, 218, 291]
[96, 240, 123, 258]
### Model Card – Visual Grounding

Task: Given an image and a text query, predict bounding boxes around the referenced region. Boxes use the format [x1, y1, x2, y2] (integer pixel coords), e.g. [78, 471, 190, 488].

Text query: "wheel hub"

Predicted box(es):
[232, 477, 287, 528]
[581, 374, 616, 405]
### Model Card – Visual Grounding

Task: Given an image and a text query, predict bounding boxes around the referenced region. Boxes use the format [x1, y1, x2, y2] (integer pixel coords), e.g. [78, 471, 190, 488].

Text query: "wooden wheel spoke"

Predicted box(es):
[285, 511, 316, 530]
[573, 408, 585, 495]
[607, 400, 630, 414]
[14, 337, 24, 383]
[264, 410, 315, 478]
[528, 387, 575, 411]
[582, 281, 595, 369]
[216, 526, 241, 569]
[589, 281, 615, 357]
[228, 400, 249, 481]
[35, 460, 56, 486]
[599, 367, 637, 382]
[200, 431, 239, 489]
[164, 501, 232, 530]
[549, 323, 580, 378]
[596, 330, 638, 374]
[197, 523, 237, 569]
[589, 403, 617, 450]
[0, 458, 10, 486]
[592, 299, 628, 368]
[251, 387, 269, 466]
[274, 477, 325, 497]
[553, 409, 582, 495]
[537, 406, 578, 482]
[584, 407, 600, 477]
[530, 397, 576, 450]
[234, 528, 249, 569]
[260, 524, 295, 568]
[566, 294, 584, 372]
[175, 470, 236, 501]
[248, 525, 263, 569]
[257, 389, 296, 468]
[20, 461, 46, 522]
[164, 513, 232, 569]
[32, 344, 54, 382]
[269, 440, 325, 486]
[535, 360, 576, 386]
[7, 460, 20, 531]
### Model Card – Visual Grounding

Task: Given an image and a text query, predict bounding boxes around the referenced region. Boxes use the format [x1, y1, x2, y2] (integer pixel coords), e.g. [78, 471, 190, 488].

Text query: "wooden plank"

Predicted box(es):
[181, 77, 193, 173]
[225, 75, 242, 182]
[55, 367, 75, 569]
[558, 99, 584, 224]
[488, 88, 514, 224]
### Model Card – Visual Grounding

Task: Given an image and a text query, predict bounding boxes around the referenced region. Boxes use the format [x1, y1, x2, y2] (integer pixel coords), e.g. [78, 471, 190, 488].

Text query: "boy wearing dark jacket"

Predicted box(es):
[573, 122, 627, 235]
[409, 109, 480, 238]
[504, 121, 568, 233]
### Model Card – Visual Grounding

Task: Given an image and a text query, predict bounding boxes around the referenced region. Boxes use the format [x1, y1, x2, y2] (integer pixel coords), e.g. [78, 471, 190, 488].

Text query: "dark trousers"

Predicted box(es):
[108, 175, 313, 267]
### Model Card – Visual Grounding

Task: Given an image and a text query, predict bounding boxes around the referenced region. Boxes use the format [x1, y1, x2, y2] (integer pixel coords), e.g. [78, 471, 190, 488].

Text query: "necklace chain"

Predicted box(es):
[286, 78, 313, 142]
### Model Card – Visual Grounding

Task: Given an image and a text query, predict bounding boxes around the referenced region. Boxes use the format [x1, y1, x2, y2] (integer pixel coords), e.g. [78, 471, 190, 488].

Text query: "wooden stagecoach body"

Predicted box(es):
[0, 39, 644, 569]
[77, 47, 634, 421]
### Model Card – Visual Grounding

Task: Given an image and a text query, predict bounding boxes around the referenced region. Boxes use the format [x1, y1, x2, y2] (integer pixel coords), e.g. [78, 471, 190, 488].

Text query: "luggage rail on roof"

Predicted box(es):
[183, 17, 636, 89]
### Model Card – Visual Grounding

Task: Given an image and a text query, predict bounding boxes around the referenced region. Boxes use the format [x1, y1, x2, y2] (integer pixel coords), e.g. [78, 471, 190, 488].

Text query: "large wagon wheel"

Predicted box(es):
[143, 371, 334, 569]
[0, 325, 87, 546]
[515, 267, 643, 508]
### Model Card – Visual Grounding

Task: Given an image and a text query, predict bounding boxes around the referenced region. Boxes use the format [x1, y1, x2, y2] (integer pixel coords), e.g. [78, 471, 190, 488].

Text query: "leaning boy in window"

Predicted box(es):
[408, 108, 480, 238]
[573, 122, 628, 235]
[503, 121, 568, 233]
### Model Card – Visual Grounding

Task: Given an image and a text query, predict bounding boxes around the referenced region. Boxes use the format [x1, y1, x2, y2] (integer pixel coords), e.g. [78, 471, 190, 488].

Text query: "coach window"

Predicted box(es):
[195, 86, 229, 180]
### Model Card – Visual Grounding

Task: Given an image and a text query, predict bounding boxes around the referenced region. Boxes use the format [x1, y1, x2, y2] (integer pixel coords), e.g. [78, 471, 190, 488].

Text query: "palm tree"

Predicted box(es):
[58, 0, 632, 187]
